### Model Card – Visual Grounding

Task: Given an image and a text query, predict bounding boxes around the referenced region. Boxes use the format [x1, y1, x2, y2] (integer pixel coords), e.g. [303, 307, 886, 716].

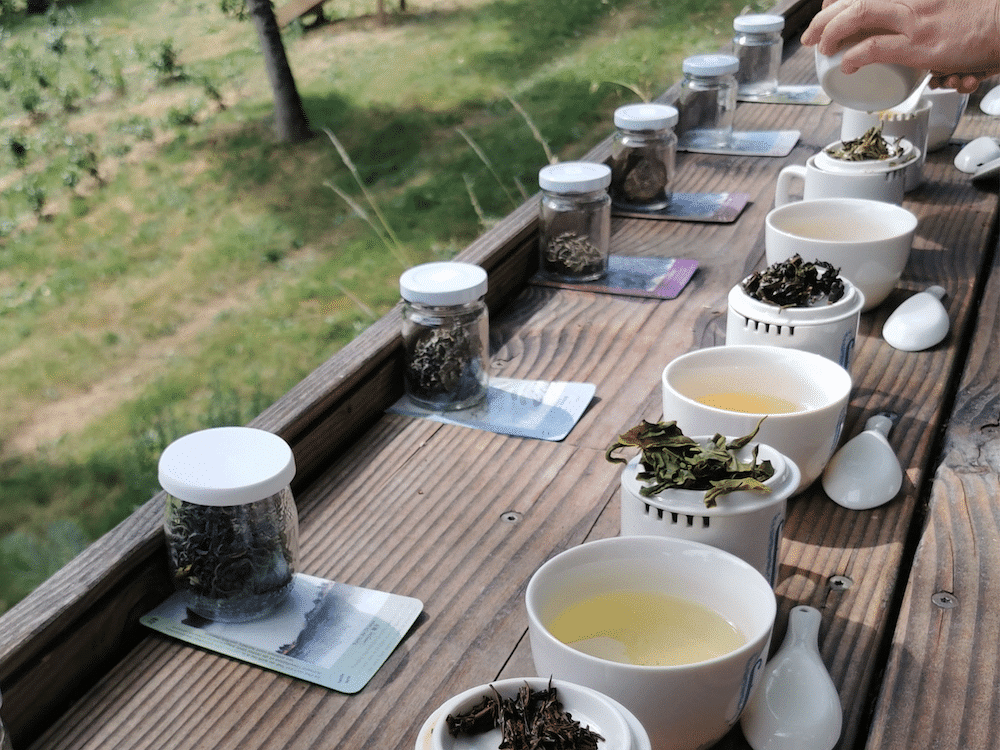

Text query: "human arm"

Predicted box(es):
[801, 0, 1000, 92]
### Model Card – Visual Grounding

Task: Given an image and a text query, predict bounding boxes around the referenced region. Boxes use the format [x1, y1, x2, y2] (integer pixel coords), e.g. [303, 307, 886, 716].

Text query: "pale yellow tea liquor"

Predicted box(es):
[695, 391, 802, 414]
[546, 590, 746, 666]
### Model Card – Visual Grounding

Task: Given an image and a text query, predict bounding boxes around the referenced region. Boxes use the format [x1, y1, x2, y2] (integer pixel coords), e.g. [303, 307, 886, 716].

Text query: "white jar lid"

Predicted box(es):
[614, 103, 679, 131]
[683, 53, 739, 76]
[538, 161, 612, 193]
[733, 14, 785, 33]
[158, 426, 295, 506]
[399, 261, 488, 305]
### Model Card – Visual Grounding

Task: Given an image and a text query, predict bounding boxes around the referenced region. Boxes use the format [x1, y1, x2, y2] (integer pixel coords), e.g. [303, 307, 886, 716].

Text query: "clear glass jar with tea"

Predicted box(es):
[159, 426, 300, 623]
[677, 54, 739, 149]
[400, 261, 489, 411]
[732, 14, 784, 97]
[538, 161, 611, 282]
[610, 103, 678, 211]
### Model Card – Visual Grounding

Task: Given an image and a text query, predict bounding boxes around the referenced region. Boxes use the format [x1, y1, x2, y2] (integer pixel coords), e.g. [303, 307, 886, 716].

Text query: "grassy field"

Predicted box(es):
[0, 0, 763, 612]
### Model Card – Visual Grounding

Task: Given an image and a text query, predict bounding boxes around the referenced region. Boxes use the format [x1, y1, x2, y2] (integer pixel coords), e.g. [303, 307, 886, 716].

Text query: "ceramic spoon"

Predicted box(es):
[981, 83, 1000, 116]
[882, 286, 949, 351]
[892, 73, 931, 114]
[822, 414, 903, 510]
[954, 136, 1000, 172]
[741, 605, 842, 750]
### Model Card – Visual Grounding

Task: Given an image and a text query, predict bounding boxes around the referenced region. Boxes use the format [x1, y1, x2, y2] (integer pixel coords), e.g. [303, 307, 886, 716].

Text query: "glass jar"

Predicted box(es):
[677, 54, 739, 149]
[400, 261, 489, 411]
[538, 161, 611, 282]
[159, 426, 300, 623]
[732, 14, 785, 97]
[610, 103, 679, 211]
[0, 688, 12, 750]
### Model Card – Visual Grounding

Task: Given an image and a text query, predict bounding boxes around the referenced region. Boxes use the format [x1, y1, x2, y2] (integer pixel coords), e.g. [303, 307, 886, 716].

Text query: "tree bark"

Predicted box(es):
[246, 0, 313, 143]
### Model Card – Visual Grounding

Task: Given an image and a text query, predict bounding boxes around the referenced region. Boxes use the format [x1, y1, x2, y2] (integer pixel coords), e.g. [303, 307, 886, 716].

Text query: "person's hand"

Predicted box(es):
[801, 0, 1000, 93]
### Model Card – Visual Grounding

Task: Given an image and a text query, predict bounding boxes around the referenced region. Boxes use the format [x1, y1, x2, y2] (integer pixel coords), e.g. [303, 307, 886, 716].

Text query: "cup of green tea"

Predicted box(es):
[661, 345, 852, 492]
[765, 197, 917, 311]
[526, 536, 775, 750]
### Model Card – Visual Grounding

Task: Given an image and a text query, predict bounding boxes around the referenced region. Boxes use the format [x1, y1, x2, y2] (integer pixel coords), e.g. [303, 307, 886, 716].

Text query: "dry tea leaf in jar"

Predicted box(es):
[609, 103, 678, 211]
[400, 262, 489, 411]
[159, 427, 300, 623]
[538, 162, 611, 282]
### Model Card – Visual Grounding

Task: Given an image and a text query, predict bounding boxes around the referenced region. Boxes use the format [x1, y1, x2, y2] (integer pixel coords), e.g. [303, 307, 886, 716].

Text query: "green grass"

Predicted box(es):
[0, 0, 765, 613]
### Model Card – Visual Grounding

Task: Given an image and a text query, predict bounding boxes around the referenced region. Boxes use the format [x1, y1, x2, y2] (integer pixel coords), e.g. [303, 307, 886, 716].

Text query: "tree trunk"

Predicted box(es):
[246, 0, 313, 143]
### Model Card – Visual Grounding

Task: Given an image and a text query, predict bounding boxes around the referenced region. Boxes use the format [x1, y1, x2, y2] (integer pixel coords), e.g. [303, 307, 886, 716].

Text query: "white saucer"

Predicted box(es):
[416, 677, 650, 750]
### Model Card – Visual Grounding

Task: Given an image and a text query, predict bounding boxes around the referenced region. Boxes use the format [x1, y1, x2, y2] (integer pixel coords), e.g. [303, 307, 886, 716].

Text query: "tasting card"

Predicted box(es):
[737, 84, 831, 105]
[388, 377, 596, 441]
[530, 255, 699, 300]
[678, 129, 800, 157]
[613, 192, 750, 223]
[142, 573, 423, 693]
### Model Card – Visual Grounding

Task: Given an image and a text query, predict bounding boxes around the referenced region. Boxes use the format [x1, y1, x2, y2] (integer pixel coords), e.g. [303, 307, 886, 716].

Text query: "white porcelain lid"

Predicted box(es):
[158, 426, 295, 506]
[733, 14, 784, 33]
[539, 161, 612, 193]
[614, 103, 679, 131]
[400, 262, 488, 305]
[729, 276, 865, 325]
[416, 677, 651, 750]
[683, 53, 739, 76]
[816, 46, 928, 112]
[620, 439, 800, 514]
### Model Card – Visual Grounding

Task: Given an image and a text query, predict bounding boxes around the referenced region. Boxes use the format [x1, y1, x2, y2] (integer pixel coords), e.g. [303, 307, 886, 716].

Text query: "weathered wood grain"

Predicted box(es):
[865, 198, 1000, 749]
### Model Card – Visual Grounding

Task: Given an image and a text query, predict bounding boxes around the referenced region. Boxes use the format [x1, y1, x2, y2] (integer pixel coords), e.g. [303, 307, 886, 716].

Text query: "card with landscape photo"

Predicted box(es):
[142, 573, 423, 693]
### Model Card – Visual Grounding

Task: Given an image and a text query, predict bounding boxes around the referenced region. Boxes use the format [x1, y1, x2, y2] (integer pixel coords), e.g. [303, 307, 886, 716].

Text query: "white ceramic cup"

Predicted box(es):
[815, 45, 927, 112]
[773, 139, 916, 206]
[526, 536, 776, 750]
[840, 102, 930, 190]
[765, 197, 918, 310]
[661, 345, 852, 492]
[922, 87, 970, 151]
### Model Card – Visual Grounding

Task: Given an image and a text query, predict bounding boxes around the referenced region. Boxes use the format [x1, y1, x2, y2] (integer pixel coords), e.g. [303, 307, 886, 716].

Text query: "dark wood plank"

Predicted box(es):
[865, 191, 1000, 747]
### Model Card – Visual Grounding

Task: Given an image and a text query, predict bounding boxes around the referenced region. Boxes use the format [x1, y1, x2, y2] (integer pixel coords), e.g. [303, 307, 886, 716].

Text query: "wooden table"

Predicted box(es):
[2, 0, 999, 747]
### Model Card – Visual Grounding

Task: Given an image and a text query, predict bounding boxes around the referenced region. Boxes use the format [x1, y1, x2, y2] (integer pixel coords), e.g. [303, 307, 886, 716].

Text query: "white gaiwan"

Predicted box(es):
[525, 536, 776, 750]
[815, 45, 927, 112]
